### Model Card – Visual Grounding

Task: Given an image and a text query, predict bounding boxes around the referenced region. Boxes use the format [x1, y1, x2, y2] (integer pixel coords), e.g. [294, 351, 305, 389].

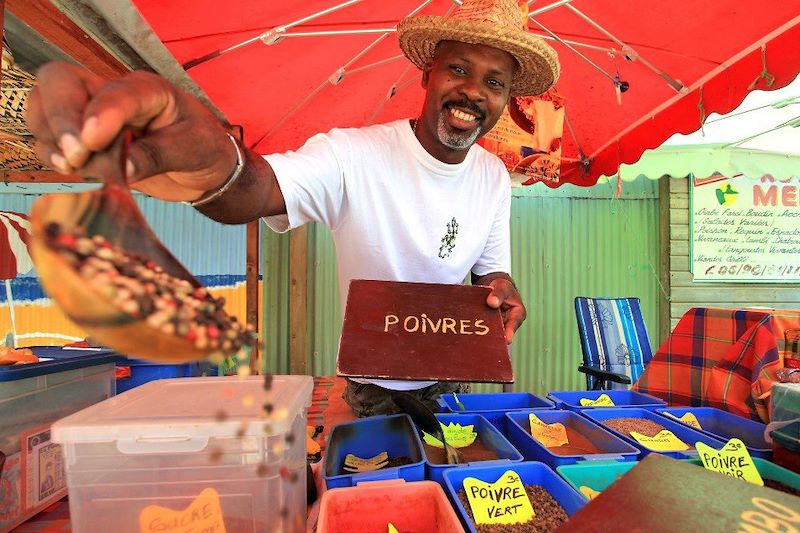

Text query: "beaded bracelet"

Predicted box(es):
[186, 131, 245, 207]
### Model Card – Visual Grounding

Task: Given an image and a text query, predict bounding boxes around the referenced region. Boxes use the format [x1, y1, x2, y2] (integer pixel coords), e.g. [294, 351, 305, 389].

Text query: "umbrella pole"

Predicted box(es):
[5, 279, 16, 348]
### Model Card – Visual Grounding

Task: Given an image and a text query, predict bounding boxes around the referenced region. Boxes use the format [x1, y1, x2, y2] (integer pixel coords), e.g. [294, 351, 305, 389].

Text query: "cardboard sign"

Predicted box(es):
[139, 488, 226, 533]
[579, 486, 601, 500]
[388, 524, 399, 533]
[528, 413, 568, 447]
[665, 412, 703, 430]
[630, 430, 689, 451]
[343, 452, 388, 473]
[579, 394, 615, 407]
[337, 281, 512, 383]
[423, 423, 478, 449]
[463, 471, 535, 525]
[696, 438, 764, 486]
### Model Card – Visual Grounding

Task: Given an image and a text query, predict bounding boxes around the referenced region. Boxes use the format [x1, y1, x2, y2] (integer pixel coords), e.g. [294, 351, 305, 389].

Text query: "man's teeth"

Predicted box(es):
[450, 108, 477, 122]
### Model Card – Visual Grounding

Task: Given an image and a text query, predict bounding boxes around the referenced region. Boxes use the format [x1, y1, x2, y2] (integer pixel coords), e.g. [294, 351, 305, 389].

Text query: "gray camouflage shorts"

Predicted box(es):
[342, 379, 471, 418]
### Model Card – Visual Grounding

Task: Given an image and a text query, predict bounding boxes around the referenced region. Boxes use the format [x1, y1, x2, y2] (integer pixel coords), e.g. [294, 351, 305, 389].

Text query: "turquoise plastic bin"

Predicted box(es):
[556, 461, 639, 500]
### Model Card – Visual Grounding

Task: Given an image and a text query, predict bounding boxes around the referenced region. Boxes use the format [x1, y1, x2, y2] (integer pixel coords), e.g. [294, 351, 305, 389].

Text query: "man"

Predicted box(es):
[26, 0, 559, 416]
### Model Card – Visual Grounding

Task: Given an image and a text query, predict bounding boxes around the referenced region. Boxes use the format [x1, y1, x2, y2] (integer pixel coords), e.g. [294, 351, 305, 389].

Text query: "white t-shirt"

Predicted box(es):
[264, 119, 511, 390]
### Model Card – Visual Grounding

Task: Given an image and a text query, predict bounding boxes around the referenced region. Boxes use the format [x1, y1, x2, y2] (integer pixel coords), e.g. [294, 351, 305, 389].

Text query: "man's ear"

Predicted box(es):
[421, 62, 432, 89]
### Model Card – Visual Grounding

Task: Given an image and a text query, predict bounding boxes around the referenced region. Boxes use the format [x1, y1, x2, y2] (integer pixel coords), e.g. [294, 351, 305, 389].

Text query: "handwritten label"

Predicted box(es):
[630, 430, 690, 451]
[696, 438, 764, 486]
[579, 394, 615, 407]
[579, 486, 601, 500]
[423, 422, 477, 449]
[528, 413, 569, 447]
[388, 523, 399, 533]
[384, 314, 489, 335]
[139, 487, 226, 533]
[463, 471, 535, 525]
[665, 412, 703, 430]
[343, 452, 388, 473]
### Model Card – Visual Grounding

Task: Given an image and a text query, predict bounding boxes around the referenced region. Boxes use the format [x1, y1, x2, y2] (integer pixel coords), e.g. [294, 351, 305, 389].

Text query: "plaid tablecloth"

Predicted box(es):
[633, 307, 800, 422]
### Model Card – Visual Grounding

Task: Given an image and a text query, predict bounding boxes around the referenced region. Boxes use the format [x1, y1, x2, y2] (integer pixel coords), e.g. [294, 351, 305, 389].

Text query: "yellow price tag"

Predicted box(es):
[139, 487, 226, 533]
[463, 470, 534, 525]
[388, 523, 399, 533]
[630, 430, 689, 451]
[528, 413, 568, 447]
[665, 412, 703, 430]
[423, 422, 477, 448]
[579, 394, 615, 407]
[579, 485, 601, 500]
[343, 451, 389, 472]
[696, 438, 763, 486]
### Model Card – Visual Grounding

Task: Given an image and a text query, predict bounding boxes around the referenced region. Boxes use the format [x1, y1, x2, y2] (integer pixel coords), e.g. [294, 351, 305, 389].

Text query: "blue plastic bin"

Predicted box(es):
[323, 414, 426, 489]
[436, 392, 554, 433]
[547, 390, 666, 411]
[414, 414, 522, 485]
[443, 462, 586, 533]
[116, 358, 217, 393]
[655, 407, 771, 459]
[556, 461, 639, 500]
[580, 407, 727, 459]
[506, 410, 640, 469]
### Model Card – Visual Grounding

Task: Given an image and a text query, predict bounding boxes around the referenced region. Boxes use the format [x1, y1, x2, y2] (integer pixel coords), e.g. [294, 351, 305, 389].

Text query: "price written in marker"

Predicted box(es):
[665, 412, 703, 430]
[139, 487, 226, 533]
[528, 413, 569, 447]
[696, 438, 763, 486]
[579, 394, 615, 407]
[423, 422, 477, 448]
[630, 430, 690, 451]
[463, 471, 535, 525]
[343, 452, 389, 473]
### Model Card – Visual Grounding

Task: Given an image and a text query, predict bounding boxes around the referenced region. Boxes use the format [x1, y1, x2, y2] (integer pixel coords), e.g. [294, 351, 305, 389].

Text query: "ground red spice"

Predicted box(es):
[423, 435, 499, 465]
[546, 426, 600, 456]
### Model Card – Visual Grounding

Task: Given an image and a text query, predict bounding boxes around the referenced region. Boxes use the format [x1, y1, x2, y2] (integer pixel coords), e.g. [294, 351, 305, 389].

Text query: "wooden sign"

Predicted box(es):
[337, 280, 513, 383]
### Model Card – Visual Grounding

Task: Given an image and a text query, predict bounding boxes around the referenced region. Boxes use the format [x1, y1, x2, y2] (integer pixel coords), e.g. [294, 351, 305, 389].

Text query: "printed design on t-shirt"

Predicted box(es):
[438, 217, 459, 259]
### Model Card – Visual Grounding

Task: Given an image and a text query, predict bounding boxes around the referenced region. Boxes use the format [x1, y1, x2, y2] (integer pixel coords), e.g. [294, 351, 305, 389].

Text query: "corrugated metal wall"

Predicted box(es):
[263, 177, 662, 395]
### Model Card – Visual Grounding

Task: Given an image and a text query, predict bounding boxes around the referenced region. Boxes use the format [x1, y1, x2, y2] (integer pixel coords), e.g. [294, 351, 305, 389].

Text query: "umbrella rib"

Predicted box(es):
[564, 4, 686, 94]
[367, 71, 421, 125]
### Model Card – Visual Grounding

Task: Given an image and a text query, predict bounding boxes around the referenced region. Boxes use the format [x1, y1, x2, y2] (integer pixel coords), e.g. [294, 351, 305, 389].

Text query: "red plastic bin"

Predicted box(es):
[318, 479, 465, 533]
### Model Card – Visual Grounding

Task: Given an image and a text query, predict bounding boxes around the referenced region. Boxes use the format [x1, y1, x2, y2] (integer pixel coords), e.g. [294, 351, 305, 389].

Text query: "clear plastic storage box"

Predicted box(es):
[51, 375, 313, 533]
[0, 346, 118, 532]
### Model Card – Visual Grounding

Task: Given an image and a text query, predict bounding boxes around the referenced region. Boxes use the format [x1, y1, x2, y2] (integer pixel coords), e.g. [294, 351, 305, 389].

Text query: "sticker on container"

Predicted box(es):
[388, 523, 399, 533]
[463, 470, 535, 525]
[139, 487, 226, 533]
[342, 452, 389, 473]
[579, 485, 601, 500]
[696, 438, 764, 486]
[664, 412, 703, 430]
[0, 452, 22, 531]
[579, 394, 615, 407]
[630, 430, 689, 451]
[21, 425, 65, 509]
[528, 413, 568, 447]
[422, 422, 477, 448]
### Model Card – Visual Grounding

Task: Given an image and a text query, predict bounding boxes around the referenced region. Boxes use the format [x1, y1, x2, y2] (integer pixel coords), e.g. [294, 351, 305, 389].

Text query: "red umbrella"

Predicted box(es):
[131, 0, 800, 186]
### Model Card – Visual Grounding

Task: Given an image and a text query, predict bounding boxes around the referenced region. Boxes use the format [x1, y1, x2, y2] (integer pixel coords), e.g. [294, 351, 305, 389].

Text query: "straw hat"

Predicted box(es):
[397, 0, 559, 96]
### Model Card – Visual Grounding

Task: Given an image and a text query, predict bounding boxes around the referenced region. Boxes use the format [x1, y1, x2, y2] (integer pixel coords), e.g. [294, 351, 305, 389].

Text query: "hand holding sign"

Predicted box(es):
[463, 471, 534, 525]
[696, 438, 763, 486]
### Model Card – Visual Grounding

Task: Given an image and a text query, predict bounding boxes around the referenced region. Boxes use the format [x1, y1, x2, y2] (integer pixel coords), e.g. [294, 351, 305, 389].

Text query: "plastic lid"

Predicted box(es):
[51, 375, 313, 443]
[0, 346, 119, 381]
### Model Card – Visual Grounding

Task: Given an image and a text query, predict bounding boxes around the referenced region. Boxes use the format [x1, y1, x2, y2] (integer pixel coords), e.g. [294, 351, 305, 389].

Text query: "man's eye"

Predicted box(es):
[488, 79, 505, 88]
[450, 65, 466, 75]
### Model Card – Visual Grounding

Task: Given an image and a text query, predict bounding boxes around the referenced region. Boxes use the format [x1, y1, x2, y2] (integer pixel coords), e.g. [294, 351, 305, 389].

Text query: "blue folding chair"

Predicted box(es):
[574, 297, 654, 390]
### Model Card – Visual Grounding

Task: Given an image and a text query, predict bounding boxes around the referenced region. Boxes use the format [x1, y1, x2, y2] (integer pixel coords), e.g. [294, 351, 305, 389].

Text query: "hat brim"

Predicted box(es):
[397, 16, 560, 96]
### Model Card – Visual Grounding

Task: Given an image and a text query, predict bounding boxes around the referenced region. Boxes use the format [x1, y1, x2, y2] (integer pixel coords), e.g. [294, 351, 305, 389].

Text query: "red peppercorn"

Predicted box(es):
[207, 325, 220, 339]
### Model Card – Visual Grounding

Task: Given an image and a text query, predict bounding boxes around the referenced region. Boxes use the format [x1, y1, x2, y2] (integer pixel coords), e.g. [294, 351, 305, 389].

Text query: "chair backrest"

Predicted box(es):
[574, 297, 653, 390]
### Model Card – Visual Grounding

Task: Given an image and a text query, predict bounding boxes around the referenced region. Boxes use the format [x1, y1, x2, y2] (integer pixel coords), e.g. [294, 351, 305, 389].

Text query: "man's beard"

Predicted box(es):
[436, 112, 483, 150]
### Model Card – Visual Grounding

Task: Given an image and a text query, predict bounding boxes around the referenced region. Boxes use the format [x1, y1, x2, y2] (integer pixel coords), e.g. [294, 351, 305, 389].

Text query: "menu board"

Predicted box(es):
[691, 175, 800, 283]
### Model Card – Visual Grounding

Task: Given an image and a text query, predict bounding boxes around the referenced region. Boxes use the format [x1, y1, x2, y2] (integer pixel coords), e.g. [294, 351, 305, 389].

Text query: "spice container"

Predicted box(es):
[318, 479, 466, 533]
[506, 410, 640, 470]
[546, 390, 666, 411]
[581, 407, 726, 459]
[51, 375, 313, 533]
[323, 414, 425, 489]
[415, 414, 523, 485]
[655, 407, 771, 459]
[443, 462, 585, 533]
[0, 346, 118, 532]
[556, 461, 639, 500]
[436, 392, 554, 433]
[115, 357, 218, 393]
[684, 457, 800, 497]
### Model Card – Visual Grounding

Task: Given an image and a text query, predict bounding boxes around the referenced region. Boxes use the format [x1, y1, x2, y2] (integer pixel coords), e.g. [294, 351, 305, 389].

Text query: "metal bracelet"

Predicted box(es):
[186, 131, 245, 207]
